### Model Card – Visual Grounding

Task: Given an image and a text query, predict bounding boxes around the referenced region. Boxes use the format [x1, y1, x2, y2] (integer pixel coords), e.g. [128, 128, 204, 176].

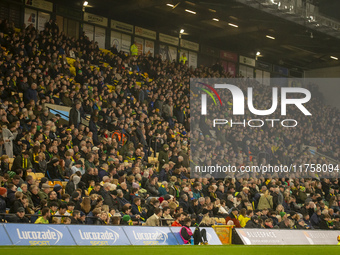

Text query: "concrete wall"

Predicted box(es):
[304, 65, 340, 78]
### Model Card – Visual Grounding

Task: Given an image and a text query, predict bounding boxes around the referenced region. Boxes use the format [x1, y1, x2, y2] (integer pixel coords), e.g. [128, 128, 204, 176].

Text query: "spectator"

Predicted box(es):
[35, 207, 51, 224]
[145, 207, 162, 226]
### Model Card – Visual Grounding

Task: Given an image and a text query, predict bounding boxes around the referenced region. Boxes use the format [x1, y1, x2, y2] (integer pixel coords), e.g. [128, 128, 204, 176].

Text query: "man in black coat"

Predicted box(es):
[69, 101, 82, 127]
[7, 207, 30, 223]
[245, 216, 261, 228]
[70, 210, 83, 224]
[46, 158, 64, 181]
[103, 190, 121, 212]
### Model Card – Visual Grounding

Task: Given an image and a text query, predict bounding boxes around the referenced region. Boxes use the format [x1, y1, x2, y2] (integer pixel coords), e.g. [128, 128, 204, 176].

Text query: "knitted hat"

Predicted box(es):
[53, 184, 62, 192]
[71, 191, 79, 199]
[122, 215, 131, 222]
[202, 208, 209, 215]
[0, 187, 7, 196]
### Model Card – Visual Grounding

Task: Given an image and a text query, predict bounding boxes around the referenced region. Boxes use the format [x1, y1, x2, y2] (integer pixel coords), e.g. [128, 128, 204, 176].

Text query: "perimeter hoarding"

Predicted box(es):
[123, 226, 178, 245]
[236, 229, 340, 245]
[4, 223, 76, 246]
[171, 227, 222, 245]
[0, 224, 13, 245]
[68, 225, 130, 246]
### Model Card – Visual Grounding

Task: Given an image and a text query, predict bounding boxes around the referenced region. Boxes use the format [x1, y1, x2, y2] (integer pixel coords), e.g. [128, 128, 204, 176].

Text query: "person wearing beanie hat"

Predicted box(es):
[202, 208, 209, 215]
[0, 187, 7, 197]
[121, 214, 131, 225]
[46, 158, 64, 181]
[0, 187, 7, 219]
[53, 184, 63, 199]
[39, 177, 48, 189]
[71, 191, 80, 200]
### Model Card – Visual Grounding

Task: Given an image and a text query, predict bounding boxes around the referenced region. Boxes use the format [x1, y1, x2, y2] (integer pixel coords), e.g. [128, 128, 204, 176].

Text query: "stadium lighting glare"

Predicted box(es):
[213, 18, 219, 21]
[266, 35, 275, 40]
[180, 29, 185, 34]
[330, 56, 338, 60]
[256, 51, 261, 56]
[83, 1, 88, 6]
[228, 23, 238, 28]
[185, 9, 196, 14]
[166, 3, 174, 7]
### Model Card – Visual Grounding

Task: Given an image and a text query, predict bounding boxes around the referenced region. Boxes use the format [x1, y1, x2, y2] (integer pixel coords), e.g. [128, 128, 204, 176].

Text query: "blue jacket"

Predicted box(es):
[98, 168, 108, 181]
[25, 88, 38, 103]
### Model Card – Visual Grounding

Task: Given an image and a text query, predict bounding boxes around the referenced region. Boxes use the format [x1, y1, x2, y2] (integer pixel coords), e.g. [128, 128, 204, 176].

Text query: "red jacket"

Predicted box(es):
[225, 213, 241, 228]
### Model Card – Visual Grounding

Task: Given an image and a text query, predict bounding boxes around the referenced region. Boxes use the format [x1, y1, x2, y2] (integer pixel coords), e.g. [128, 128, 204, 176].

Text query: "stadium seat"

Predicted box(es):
[54, 181, 62, 187]
[27, 172, 36, 179]
[35, 173, 45, 181]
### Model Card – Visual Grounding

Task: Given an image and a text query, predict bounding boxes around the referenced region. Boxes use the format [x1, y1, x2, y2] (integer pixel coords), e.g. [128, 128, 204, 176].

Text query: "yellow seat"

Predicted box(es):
[27, 172, 36, 179]
[61, 182, 68, 189]
[35, 173, 45, 181]
[54, 181, 62, 187]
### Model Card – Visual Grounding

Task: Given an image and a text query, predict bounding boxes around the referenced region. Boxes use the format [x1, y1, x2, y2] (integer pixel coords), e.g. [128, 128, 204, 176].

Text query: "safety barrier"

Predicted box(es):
[0, 223, 222, 246]
[235, 228, 340, 245]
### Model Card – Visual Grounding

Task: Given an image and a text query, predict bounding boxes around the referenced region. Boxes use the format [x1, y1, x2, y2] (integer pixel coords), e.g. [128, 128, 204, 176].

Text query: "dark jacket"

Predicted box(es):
[0, 195, 6, 219]
[69, 106, 80, 126]
[158, 149, 169, 169]
[131, 203, 147, 220]
[310, 212, 321, 228]
[245, 219, 261, 228]
[103, 194, 121, 211]
[46, 163, 63, 180]
[319, 216, 331, 230]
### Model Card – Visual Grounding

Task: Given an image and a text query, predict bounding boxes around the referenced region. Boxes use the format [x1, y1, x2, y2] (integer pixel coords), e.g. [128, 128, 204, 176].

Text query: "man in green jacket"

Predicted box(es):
[158, 144, 169, 170]
[12, 151, 33, 180]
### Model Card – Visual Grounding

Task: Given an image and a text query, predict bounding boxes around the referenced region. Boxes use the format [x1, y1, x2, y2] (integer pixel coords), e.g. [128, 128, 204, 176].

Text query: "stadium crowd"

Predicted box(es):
[0, 18, 339, 232]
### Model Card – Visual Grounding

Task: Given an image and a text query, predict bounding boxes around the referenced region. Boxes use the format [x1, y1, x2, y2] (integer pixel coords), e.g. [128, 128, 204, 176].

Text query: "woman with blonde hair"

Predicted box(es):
[37, 152, 47, 173]
[199, 214, 214, 227]
[80, 197, 92, 214]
